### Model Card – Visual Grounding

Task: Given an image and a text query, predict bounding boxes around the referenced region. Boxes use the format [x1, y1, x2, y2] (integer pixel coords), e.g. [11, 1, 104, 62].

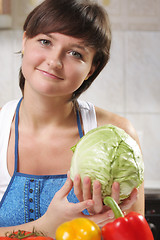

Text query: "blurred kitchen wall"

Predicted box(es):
[0, 0, 160, 189]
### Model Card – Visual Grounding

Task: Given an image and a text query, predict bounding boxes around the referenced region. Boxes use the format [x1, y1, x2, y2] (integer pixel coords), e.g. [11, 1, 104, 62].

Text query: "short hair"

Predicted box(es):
[19, 0, 111, 100]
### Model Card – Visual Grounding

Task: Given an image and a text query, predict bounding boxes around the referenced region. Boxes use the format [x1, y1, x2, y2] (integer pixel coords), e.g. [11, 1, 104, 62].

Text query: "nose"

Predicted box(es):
[48, 59, 62, 69]
[47, 51, 63, 70]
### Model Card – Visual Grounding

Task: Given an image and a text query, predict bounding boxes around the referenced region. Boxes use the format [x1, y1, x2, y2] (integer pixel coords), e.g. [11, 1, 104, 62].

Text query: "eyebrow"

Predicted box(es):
[44, 33, 90, 53]
[70, 44, 90, 53]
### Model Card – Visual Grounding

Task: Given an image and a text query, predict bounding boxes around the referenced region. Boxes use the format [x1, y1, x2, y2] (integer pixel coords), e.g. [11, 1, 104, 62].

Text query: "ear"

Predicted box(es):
[22, 31, 27, 53]
[86, 64, 96, 79]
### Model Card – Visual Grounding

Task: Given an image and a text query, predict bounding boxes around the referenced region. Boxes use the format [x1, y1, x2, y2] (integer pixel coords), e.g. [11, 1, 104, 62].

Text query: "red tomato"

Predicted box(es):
[0, 231, 54, 240]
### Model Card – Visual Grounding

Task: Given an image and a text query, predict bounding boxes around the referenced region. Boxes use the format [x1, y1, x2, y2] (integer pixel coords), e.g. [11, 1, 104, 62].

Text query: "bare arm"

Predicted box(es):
[0, 175, 94, 238]
[96, 106, 145, 215]
[73, 107, 144, 217]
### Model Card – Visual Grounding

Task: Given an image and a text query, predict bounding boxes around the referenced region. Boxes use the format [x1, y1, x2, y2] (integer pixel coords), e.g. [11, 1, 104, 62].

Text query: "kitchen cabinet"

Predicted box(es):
[145, 189, 160, 240]
[0, 0, 12, 28]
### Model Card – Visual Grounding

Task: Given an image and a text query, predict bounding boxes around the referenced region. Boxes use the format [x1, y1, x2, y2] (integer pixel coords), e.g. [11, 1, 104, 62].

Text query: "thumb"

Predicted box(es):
[120, 188, 138, 211]
[56, 172, 73, 198]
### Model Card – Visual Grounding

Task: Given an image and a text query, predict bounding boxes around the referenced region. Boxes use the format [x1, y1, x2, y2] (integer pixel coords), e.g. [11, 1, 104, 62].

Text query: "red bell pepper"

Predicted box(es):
[102, 197, 154, 240]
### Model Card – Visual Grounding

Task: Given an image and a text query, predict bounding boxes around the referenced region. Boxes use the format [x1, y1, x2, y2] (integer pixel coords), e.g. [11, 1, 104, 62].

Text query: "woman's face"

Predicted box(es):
[22, 32, 96, 99]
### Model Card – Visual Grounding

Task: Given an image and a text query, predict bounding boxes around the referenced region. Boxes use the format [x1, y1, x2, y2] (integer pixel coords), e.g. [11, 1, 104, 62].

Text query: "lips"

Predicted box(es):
[36, 68, 64, 80]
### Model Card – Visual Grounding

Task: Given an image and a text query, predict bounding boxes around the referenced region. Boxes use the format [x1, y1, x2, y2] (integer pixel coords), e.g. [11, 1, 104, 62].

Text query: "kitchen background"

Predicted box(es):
[0, 0, 160, 192]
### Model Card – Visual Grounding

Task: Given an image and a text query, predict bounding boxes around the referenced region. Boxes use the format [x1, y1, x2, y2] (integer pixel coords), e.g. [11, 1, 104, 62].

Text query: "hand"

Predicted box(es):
[43, 172, 94, 237]
[88, 187, 138, 227]
[73, 175, 120, 214]
[119, 188, 138, 211]
[0, 174, 95, 239]
[73, 174, 138, 225]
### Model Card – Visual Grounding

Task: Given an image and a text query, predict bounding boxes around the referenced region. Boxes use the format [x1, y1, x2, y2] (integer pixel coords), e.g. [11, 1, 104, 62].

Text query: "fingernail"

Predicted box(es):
[94, 180, 101, 189]
[74, 174, 80, 181]
[87, 200, 94, 206]
[67, 171, 70, 178]
[83, 176, 90, 184]
[114, 182, 119, 190]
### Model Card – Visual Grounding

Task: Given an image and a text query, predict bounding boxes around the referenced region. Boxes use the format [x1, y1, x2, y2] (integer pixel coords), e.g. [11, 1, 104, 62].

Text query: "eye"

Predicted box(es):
[38, 39, 51, 46]
[69, 50, 82, 59]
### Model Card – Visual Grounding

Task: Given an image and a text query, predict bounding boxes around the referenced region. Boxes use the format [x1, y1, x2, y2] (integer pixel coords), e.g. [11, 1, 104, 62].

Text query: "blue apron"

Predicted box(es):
[0, 98, 85, 227]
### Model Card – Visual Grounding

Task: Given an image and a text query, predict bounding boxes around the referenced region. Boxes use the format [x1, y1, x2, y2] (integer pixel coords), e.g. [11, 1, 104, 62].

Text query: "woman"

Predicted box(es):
[0, 0, 144, 237]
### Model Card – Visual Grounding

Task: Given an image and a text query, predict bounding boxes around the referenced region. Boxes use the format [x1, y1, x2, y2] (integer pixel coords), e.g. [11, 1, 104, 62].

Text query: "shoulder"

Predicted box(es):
[95, 106, 140, 146]
[0, 99, 19, 123]
[0, 99, 19, 111]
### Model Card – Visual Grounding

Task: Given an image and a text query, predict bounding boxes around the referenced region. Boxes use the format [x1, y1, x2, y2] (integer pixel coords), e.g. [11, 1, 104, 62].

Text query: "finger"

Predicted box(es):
[97, 217, 115, 227]
[56, 173, 73, 198]
[73, 174, 83, 201]
[83, 176, 92, 200]
[111, 182, 120, 204]
[92, 180, 103, 213]
[88, 209, 115, 225]
[70, 199, 94, 215]
[120, 188, 138, 211]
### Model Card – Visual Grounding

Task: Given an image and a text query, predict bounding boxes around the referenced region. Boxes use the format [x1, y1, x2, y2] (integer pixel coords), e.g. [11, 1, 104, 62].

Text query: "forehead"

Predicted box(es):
[44, 32, 85, 42]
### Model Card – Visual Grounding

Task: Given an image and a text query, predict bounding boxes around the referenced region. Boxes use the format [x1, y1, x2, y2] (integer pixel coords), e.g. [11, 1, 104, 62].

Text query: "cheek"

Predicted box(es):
[67, 70, 85, 91]
[66, 62, 90, 83]
[21, 56, 32, 81]
[23, 50, 41, 67]
[22, 51, 42, 77]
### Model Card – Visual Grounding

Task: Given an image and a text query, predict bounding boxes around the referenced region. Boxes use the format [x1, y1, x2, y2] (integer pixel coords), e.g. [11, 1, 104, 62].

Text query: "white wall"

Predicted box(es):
[0, 0, 160, 189]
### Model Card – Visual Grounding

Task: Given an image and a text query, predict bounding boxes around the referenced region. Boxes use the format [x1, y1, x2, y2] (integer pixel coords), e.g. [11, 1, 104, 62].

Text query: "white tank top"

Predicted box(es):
[0, 99, 97, 201]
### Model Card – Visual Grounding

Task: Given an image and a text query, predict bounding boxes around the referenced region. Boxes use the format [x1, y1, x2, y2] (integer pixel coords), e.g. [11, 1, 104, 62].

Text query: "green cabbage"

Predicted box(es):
[70, 124, 144, 201]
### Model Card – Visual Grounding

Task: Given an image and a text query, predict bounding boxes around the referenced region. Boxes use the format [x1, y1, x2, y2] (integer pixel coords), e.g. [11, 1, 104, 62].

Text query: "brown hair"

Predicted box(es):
[19, 0, 111, 100]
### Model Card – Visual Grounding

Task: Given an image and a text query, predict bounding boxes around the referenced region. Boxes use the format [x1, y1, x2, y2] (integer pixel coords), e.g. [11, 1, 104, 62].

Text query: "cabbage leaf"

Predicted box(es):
[70, 124, 144, 201]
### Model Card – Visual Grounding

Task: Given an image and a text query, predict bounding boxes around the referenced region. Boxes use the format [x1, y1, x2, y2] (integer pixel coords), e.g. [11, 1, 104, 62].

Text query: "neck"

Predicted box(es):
[19, 94, 76, 131]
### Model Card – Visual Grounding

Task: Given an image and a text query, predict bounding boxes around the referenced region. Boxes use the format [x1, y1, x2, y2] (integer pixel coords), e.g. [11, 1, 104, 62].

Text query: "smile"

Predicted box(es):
[36, 68, 64, 80]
